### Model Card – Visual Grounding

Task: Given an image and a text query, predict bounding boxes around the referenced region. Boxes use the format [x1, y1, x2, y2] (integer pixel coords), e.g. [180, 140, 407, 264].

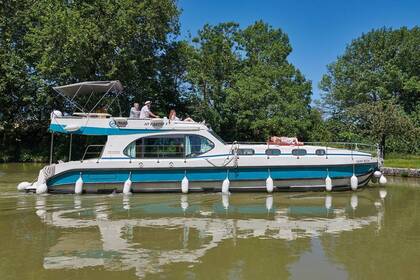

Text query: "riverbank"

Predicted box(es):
[381, 167, 420, 178]
[382, 154, 420, 177]
[384, 154, 420, 169]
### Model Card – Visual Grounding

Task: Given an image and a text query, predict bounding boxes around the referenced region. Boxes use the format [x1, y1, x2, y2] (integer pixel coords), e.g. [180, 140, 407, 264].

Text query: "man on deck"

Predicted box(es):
[140, 101, 159, 119]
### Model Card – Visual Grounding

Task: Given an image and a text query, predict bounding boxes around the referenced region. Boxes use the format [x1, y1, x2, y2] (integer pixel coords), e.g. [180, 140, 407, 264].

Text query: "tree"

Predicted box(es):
[186, 21, 314, 142]
[185, 22, 240, 132]
[0, 0, 183, 161]
[225, 21, 312, 141]
[347, 101, 418, 155]
[320, 27, 420, 154]
[24, 0, 182, 114]
[0, 0, 44, 161]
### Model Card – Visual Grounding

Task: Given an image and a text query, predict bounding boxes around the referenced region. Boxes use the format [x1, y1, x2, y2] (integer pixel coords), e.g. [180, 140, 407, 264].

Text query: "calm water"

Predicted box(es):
[1, 163, 420, 280]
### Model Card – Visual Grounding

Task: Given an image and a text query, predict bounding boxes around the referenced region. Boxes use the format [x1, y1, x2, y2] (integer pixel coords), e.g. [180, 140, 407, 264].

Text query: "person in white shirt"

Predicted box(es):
[140, 101, 159, 119]
[129, 102, 141, 118]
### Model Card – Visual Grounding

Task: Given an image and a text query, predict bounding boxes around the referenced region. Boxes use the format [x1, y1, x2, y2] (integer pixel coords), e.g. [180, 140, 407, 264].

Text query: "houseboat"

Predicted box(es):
[17, 81, 386, 194]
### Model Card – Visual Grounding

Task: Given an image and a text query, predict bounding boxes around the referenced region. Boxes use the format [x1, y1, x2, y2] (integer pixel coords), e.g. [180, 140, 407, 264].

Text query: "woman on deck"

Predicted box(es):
[168, 109, 193, 122]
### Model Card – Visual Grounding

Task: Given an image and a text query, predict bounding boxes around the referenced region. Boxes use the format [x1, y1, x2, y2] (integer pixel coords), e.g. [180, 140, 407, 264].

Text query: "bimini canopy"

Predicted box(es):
[52, 80, 124, 113]
[53, 80, 123, 97]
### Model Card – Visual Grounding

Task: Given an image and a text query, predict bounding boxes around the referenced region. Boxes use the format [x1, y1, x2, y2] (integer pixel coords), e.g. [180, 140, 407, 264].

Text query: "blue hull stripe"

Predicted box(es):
[47, 163, 377, 187]
[49, 124, 172, 135]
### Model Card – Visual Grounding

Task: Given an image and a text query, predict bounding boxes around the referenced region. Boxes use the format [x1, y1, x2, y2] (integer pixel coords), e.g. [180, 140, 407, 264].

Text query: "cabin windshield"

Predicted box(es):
[209, 129, 225, 145]
[123, 134, 214, 158]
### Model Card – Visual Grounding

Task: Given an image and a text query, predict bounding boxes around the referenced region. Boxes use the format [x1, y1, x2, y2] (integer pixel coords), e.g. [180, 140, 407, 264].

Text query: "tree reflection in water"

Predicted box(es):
[25, 190, 390, 279]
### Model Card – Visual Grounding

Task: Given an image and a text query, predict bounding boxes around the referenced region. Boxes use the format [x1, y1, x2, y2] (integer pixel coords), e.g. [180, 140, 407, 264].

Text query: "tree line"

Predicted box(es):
[0, 0, 419, 162]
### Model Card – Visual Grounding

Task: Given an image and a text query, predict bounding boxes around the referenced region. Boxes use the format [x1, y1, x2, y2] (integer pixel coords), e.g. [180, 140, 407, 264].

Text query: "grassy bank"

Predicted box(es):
[384, 154, 420, 169]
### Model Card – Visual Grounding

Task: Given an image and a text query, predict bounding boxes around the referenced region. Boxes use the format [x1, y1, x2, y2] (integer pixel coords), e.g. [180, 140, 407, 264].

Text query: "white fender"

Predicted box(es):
[50, 110, 62, 119]
[222, 176, 230, 194]
[373, 170, 382, 178]
[325, 175, 332, 192]
[17, 181, 31, 191]
[75, 174, 83, 194]
[266, 195, 273, 212]
[266, 175, 274, 193]
[351, 174, 358, 191]
[325, 195, 332, 210]
[64, 124, 81, 132]
[351, 194, 358, 210]
[35, 182, 48, 194]
[123, 174, 132, 195]
[379, 175, 387, 185]
[181, 175, 189, 194]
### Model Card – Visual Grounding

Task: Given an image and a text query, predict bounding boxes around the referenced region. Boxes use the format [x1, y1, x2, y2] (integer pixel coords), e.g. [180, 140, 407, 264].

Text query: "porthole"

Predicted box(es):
[292, 149, 307, 156]
[265, 149, 281, 155]
[235, 149, 255, 155]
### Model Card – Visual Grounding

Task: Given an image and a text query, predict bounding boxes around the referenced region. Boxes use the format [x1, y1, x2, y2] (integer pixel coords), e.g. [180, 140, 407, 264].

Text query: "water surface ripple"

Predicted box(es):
[1, 163, 420, 280]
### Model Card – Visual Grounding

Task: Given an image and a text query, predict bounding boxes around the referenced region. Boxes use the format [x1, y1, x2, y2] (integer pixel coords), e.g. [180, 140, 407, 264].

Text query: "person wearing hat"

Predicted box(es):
[139, 101, 159, 119]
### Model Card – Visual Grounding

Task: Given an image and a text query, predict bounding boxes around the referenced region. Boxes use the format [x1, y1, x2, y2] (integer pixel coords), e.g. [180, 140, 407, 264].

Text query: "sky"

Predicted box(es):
[178, 0, 419, 99]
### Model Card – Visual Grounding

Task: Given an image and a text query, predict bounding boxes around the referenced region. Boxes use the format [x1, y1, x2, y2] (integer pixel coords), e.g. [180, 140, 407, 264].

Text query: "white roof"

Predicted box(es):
[53, 81, 123, 97]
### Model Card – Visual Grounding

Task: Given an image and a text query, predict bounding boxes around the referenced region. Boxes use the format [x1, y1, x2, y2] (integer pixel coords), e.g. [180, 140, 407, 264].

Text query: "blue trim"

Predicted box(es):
[47, 163, 377, 187]
[49, 124, 173, 135]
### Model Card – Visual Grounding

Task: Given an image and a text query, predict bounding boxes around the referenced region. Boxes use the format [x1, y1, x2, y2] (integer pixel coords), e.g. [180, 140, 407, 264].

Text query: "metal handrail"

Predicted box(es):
[78, 141, 379, 163]
[81, 145, 105, 161]
[227, 141, 376, 147]
[225, 141, 378, 158]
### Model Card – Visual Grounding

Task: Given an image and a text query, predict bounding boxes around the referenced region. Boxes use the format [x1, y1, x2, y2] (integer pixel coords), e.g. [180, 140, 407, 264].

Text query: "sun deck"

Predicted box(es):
[50, 114, 208, 135]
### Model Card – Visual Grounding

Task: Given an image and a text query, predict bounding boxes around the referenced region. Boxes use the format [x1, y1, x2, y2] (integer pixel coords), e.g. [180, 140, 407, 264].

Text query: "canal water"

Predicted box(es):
[1, 163, 420, 280]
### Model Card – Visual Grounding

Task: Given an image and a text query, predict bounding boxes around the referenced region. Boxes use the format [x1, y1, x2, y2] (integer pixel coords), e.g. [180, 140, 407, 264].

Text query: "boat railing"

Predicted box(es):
[78, 142, 380, 164]
[227, 141, 379, 157]
[81, 145, 105, 162]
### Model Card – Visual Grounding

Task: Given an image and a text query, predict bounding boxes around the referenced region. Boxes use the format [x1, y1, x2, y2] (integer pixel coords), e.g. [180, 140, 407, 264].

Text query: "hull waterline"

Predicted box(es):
[45, 163, 377, 194]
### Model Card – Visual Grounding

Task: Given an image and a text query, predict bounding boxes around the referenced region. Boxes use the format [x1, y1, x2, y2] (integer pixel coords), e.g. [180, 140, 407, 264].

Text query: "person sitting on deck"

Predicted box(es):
[140, 101, 159, 119]
[168, 109, 193, 122]
[129, 102, 141, 118]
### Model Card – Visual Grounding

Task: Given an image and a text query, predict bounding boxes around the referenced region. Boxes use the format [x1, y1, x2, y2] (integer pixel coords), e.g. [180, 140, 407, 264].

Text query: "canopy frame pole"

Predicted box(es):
[70, 84, 84, 103]
[89, 83, 116, 114]
[116, 97, 122, 117]
[69, 133, 73, 161]
[104, 90, 124, 114]
[81, 89, 95, 113]
[53, 88, 85, 112]
[49, 132, 54, 165]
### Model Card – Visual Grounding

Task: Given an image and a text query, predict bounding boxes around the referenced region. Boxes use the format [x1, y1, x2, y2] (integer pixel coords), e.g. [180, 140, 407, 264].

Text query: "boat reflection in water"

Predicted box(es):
[32, 189, 387, 279]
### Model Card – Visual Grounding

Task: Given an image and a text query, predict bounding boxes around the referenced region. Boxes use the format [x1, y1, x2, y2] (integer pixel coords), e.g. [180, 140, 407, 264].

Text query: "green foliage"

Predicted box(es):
[320, 27, 420, 155]
[0, 0, 183, 162]
[186, 21, 314, 141]
[1, 1, 418, 162]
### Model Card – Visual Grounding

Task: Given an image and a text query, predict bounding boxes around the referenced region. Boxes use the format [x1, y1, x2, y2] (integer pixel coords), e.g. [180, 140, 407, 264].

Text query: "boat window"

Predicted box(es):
[292, 149, 307, 156]
[124, 135, 185, 158]
[315, 149, 326, 156]
[235, 148, 255, 155]
[265, 149, 281, 155]
[185, 135, 215, 157]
